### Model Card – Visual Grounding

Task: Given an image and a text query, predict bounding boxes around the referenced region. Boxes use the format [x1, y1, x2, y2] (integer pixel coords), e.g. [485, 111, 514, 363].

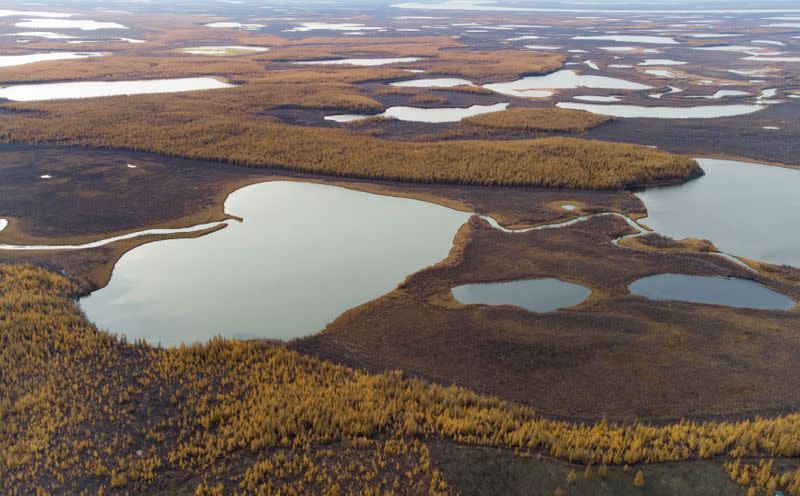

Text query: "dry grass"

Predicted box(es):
[622, 233, 717, 253]
[410, 93, 449, 105]
[430, 85, 496, 95]
[373, 87, 419, 97]
[462, 107, 613, 133]
[0, 56, 267, 84]
[258, 67, 411, 84]
[0, 84, 699, 189]
[280, 86, 385, 113]
[262, 37, 461, 61]
[420, 50, 564, 80]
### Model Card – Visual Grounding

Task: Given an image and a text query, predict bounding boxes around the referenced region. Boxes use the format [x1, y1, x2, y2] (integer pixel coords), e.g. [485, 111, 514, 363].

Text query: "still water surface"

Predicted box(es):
[629, 274, 795, 310]
[81, 181, 469, 345]
[452, 278, 591, 312]
[636, 158, 800, 267]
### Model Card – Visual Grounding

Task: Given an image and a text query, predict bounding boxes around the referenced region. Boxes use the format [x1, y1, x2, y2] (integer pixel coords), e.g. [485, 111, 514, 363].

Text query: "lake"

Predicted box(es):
[0, 77, 232, 101]
[556, 102, 765, 118]
[637, 158, 800, 267]
[80, 181, 470, 346]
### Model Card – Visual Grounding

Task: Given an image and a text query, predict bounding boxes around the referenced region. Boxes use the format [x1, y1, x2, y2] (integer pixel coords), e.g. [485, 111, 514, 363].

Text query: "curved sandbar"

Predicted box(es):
[0, 221, 227, 250]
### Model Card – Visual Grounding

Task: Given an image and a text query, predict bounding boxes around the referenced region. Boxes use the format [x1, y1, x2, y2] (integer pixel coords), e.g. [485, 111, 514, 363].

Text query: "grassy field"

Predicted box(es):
[1, 263, 800, 495]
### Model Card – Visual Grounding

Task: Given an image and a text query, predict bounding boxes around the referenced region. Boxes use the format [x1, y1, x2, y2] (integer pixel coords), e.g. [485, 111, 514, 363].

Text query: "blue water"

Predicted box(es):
[629, 274, 795, 310]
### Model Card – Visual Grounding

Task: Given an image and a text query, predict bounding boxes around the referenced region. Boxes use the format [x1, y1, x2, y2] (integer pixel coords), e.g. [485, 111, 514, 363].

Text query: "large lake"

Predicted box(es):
[636, 158, 800, 267]
[80, 181, 469, 346]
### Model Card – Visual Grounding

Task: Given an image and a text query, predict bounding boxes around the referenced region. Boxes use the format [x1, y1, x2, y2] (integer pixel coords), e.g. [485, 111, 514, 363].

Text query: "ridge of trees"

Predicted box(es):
[1, 263, 799, 494]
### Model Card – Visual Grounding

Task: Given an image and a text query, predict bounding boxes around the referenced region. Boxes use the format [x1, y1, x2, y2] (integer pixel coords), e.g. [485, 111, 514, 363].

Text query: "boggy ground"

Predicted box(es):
[0, 144, 642, 290]
[294, 214, 800, 422]
[584, 101, 800, 169]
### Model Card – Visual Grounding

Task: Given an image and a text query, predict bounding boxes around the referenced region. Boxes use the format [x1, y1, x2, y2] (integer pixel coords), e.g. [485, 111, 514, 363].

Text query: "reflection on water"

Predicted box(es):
[637, 158, 800, 267]
[629, 274, 795, 310]
[452, 278, 591, 312]
[81, 181, 470, 346]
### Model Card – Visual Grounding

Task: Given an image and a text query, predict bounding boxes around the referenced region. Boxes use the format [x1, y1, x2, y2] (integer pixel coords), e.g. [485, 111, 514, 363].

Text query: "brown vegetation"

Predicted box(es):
[0, 21, 708, 189]
[462, 108, 613, 133]
[0, 87, 700, 189]
[0, 56, 267, 84]
[0, 146, 268, 244]
[296, 214, 800, 421]
[430, 84, 496, 95]
[261, 36, 462, 61]
[620, 233, 717, 253]
[279, 84, 385, 113]
[419, 51, 564, 80]
[1, 263, 800, 495]
[410, 93, 449, 105]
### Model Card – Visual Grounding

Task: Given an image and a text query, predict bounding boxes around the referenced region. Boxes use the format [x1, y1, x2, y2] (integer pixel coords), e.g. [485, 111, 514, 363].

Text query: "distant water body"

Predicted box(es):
[636, 158, 800, 267]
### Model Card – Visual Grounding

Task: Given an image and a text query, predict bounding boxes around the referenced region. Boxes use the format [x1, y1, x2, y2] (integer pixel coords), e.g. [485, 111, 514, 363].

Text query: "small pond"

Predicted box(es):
[382, 102, 508, 123]
[180, 46, 269, 55]
[629, 274, 795, 310]
[14, 18, 127, 30]
[451, 278, 591, 312]
[573, 35, 678, 44]
[390, 77, 473, 88]
[326, 102, 508, 123]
